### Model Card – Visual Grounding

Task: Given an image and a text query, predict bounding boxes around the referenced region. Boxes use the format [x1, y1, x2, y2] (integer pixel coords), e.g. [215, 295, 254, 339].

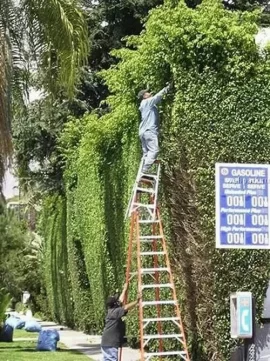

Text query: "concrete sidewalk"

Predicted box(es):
[41, 321, 140, 361]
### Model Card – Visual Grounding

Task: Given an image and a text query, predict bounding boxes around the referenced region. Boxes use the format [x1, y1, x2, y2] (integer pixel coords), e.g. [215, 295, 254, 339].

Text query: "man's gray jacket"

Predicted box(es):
[138, 86, 169, 137]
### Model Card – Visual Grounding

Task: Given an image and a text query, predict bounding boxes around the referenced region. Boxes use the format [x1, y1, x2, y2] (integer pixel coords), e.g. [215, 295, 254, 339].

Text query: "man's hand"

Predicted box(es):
[166, 81, 174, 91]
[119, 282, 129, 303]
[124, 292, 142, 311]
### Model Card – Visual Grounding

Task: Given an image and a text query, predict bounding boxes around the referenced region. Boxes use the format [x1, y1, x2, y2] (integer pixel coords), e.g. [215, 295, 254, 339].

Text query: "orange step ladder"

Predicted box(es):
[123, 159, 190, 361]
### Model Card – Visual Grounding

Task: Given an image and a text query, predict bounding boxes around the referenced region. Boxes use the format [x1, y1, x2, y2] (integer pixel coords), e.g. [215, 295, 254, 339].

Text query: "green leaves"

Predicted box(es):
[0, 205, 34, 301]
[23, 0, 89, 97]
[0, 291, 11, 327]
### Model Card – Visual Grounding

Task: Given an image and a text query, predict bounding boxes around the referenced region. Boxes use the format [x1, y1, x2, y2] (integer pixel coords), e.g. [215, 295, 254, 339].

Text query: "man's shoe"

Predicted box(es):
[140, 168, 155, 182]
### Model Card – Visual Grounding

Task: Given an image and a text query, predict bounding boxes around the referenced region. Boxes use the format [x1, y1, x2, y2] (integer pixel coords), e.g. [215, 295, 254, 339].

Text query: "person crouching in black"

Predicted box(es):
[101, 283, 141, 361]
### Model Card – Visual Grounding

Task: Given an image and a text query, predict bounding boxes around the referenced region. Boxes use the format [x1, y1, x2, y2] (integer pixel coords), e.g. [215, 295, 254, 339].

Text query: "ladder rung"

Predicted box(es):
[139, 220, 159, 224]
[137, 187, 155, 193]
[140, 173, 158, 179]
[133, 203, 155, 209]
[139, 237, 163, 243]
[131, 271, 156, 276]
[137, 239, 160, 243]
[142, 283, 172, 289]
[145, 351, 187, 356]
[141, 267, 168, 273]
[140, 251, 165, 256]
[140, 236, 162, 239]
[143, 334, 182, 340]
[143, 317, 180, 322]
[142, 300, 176, 306]
[138, 178, 154, 185]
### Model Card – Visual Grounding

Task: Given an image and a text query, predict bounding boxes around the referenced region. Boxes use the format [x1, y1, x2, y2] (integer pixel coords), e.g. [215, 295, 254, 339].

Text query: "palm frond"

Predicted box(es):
[0, 0, 89, 181]
[23, 0, 89, 97]
[0, 0, 27, 181]
[0, 32, 12, 163]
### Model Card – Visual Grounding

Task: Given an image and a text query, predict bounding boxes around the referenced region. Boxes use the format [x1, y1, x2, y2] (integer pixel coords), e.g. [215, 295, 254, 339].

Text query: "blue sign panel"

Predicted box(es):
[216, 163, 270, 249]
[237, 292, 253, 338]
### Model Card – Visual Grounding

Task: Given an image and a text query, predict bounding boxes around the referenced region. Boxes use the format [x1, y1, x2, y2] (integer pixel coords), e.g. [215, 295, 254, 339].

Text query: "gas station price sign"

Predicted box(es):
[216, 163, 270, 249]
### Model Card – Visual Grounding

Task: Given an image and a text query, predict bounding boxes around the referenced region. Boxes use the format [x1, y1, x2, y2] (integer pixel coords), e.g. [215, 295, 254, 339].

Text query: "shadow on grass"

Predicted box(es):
[0, 344, 101, 355]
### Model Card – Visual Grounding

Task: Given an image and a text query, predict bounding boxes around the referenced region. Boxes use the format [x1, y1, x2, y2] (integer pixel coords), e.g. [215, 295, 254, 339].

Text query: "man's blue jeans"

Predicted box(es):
[101, 346, 118, 361]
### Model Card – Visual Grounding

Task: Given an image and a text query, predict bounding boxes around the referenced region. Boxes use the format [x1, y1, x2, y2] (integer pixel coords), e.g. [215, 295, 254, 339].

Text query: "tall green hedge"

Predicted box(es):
[40, 0, 270, 359]
[57, 112, 140, 332]
[41, 195, 74, 326]
[162, 72, 270, 359]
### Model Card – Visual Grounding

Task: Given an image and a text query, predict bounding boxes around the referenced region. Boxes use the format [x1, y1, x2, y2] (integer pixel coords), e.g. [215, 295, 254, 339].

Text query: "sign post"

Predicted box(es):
[216, 163, 270, 249]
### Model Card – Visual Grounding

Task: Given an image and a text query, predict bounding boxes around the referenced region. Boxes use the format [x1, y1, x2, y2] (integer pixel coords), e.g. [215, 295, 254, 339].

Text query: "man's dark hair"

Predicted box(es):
[106, 293, 122, 308]
[137, 89, 148, 100]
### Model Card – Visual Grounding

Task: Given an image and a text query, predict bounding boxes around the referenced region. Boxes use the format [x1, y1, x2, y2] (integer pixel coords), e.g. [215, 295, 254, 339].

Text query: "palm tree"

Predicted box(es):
[0, 33, 11, 181]
[0, 0, 89, 181]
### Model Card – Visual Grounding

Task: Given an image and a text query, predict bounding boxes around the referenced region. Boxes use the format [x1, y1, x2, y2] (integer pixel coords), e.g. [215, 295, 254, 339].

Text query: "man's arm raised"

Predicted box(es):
[148, 84, 171, 107]
[123, 294, 142, 311]
[119, 283, 129, 304]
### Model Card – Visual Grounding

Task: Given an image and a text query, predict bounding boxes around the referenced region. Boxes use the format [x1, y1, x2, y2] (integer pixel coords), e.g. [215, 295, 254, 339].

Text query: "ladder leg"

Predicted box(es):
[119, 211, 137, 361]
[152, 207, 163, 358]
[125, 159, 144, 219]
[118, 346, 122, 361]
[125, 212, 136, 294]
[136, 211, 145, 361]
[157, 207, 190, 361]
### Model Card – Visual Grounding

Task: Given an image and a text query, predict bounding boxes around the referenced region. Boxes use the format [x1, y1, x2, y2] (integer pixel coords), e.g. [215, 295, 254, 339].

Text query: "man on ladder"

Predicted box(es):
[125, 81, 190, 360]
[137, 83, 172, 174]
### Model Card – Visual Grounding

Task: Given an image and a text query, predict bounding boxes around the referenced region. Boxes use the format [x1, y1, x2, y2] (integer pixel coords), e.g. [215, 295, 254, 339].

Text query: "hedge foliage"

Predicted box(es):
[39, 0, 270, 359]
[41, 195, 74, 326]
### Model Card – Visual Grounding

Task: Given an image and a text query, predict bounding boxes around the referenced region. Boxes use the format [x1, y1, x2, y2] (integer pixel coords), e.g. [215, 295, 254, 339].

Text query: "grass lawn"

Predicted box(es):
[0, 340, 93, 361]
[13, 329, 39, 339]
